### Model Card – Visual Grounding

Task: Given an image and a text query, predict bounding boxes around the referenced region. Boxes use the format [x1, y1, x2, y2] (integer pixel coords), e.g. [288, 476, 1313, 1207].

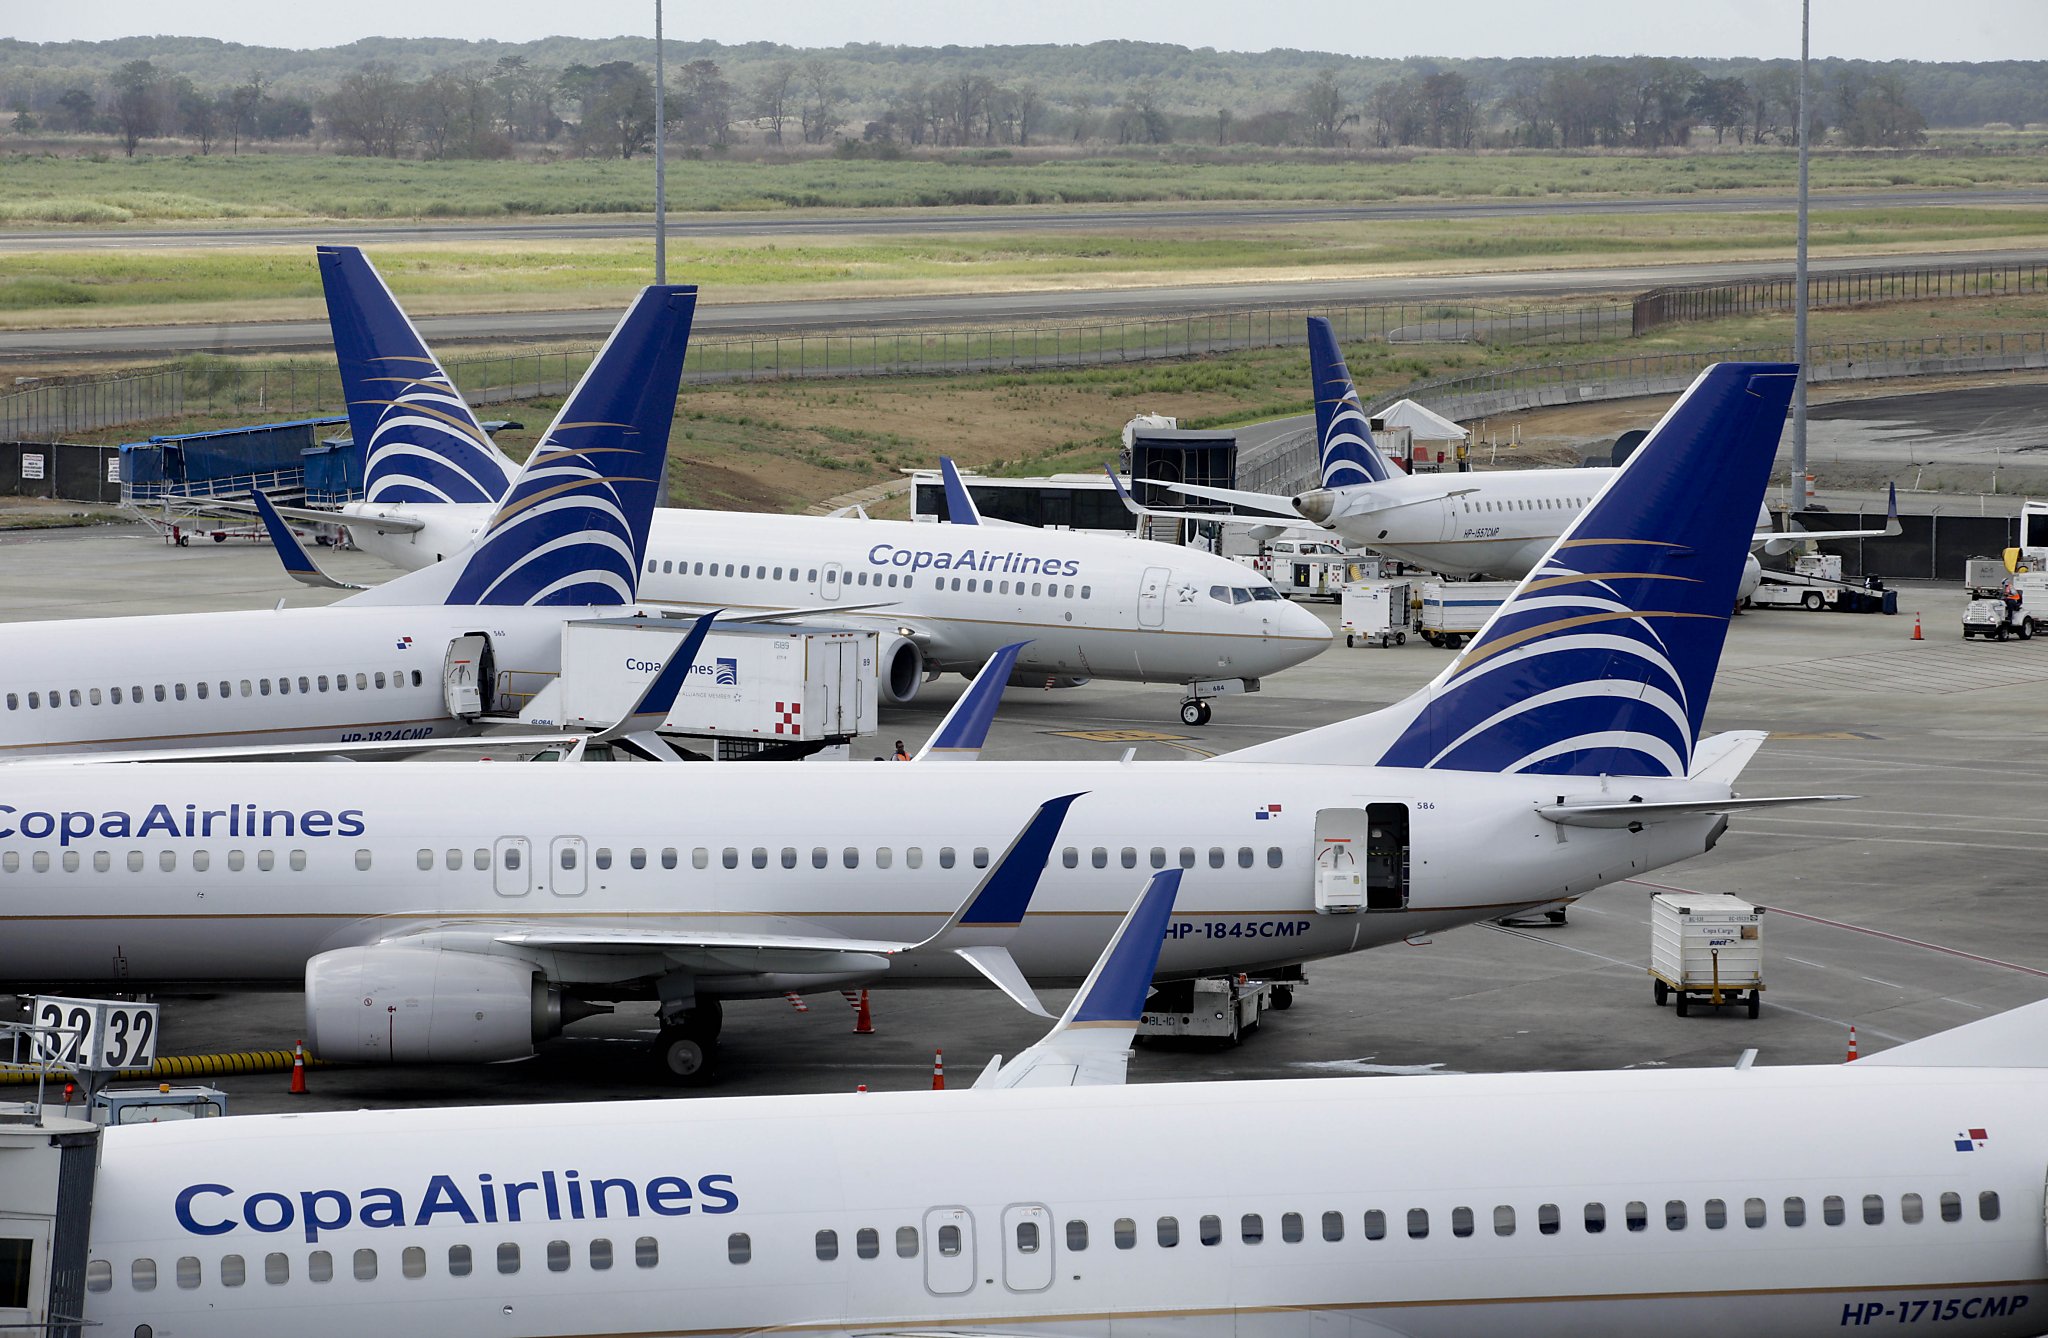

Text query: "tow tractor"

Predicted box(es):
[1747, 553, 1895, 613]
[1963, 574, 2047, 641]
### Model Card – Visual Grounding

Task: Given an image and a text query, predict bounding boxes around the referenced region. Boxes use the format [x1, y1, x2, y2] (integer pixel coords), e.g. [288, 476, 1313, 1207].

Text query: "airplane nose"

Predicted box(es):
[1293, 489, 1335, 525]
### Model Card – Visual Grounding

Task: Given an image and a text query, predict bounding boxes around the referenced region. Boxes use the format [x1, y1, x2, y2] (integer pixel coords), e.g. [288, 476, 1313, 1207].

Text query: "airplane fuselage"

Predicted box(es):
[77, 1064, 2048, 1337]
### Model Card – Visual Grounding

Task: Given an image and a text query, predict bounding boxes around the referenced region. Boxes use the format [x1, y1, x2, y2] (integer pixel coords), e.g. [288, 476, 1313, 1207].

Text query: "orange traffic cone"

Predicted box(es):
[853, 989, 874, 1035]
[931, 1048, 946, 1090]
[1912, 613, 1923, 641]
[289, 1040, 309, 1095]
[856, 1083, 868, 1093]
[1846, 1025, 1859, 1063]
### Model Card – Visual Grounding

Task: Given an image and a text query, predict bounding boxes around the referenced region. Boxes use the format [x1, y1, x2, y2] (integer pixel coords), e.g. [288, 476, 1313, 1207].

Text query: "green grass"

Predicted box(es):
[5, 148, 2048, 223]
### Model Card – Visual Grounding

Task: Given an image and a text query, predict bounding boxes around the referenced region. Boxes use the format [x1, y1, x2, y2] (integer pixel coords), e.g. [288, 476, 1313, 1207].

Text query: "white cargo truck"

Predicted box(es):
[1340, 580, 1412, 648]
[520, 618, 880, 759]
[1649, 892, 1764, 1018]
[1417, 580, 1517, 649]
[1137, 976, 1272, 1045]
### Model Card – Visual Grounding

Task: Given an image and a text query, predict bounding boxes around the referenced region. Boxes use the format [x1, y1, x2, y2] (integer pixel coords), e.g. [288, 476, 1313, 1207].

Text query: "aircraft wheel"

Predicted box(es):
[654, 1029, 717, 1084]
[1180, 699, 1211, 727]
[1271, 985, 1294, 1011]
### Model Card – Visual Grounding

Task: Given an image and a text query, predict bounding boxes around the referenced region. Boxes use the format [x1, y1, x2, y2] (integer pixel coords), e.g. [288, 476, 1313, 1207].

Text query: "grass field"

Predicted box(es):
[67, 291, 2048, 515]
[4, 147, 2048, 225]
[4, 205, 2047, 329]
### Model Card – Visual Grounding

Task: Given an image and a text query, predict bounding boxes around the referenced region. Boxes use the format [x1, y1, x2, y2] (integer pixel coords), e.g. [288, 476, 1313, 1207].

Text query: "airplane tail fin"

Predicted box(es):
[317, 245, 516, 506]
[342, 285, 697, 609]
[1223, 363, 1799, 777]
[938, 456, 982, 525]
[975, 869, 1181, 1090]
[1307, 317, 1395, 489]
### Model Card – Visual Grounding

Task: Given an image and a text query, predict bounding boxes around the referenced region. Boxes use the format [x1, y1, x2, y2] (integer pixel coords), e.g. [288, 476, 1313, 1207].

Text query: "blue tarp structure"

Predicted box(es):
[119, 417, 348, 499]
[301, 434, 365, 503]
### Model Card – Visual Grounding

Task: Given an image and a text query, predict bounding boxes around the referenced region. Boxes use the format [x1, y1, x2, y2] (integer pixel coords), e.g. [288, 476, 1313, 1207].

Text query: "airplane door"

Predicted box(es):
[922, 1206, 976, 1296]
[493, 837, 531, 897]
[821, 561, 845, 602]
[443, 633, 491, 718]
[1313, 808, 1369, 914]
[549, 836, 586, 897]
[1137, 565, 1169, 628]
[1000, 1203, 1054, 1293]
[0, 1218, 50, 1337]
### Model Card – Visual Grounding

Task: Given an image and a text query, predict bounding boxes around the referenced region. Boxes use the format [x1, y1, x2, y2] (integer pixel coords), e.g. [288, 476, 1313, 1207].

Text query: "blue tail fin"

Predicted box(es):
[938, 456, 982, 525]
[318, 246, 516, 506]
[1307, 317, 1394, 489]
[1222, 363, 1798, 778]
[441, 286, 696, 607]
[914, 641, 1025, 760]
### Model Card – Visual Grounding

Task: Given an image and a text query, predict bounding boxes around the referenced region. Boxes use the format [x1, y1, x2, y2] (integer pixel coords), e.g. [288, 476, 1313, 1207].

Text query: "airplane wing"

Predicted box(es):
[912, 641, 1024, 761]
[1536, 795, 1855, 828]
[1142, 478, 1303, 518]
[974, 868, 1182, 1089]
[249, 489, 370, 591]
[493, 793, 1087, 1015]
[1756, 482, 1901, 554]
[1102, 466, 1301, 529]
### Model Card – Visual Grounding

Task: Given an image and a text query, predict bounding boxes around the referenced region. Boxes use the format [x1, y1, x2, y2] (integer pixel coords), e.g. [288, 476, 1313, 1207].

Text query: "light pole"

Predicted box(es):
[1792, 0, 1810, 508]
[654, 0, 666, 285]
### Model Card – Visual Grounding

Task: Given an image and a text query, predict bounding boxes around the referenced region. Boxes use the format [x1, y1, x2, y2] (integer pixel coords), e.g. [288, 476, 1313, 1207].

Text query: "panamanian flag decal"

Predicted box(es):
[1954, 1128, 1989, 1152]
[1254, 804, 1283, 820]
[396, 636, 414, 650]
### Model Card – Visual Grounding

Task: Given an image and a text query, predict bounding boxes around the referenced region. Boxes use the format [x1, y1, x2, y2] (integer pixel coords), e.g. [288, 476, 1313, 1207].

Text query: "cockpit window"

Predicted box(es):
[1251, 586, 1282, 601]
[1231, 587, 1253, 604]
[1209, 585, 1231, 603]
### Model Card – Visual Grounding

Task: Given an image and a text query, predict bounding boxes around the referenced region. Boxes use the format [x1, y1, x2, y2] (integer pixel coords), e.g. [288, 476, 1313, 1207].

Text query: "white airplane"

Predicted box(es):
[261, 246, 1331, 725]
[1128, 316, 1900, 599]
[61, 868, 2048, 1338]
[0, 362, 1845, 1078]
[0, 285, 701, 761]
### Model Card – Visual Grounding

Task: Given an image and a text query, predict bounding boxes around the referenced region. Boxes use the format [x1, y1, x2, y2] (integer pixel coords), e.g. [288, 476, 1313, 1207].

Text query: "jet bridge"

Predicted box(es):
[0, 1024, 103, 1338]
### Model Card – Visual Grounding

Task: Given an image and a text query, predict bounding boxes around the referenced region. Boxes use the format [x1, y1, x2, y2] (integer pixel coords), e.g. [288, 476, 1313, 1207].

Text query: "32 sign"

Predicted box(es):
[30, 996, 159, 1072]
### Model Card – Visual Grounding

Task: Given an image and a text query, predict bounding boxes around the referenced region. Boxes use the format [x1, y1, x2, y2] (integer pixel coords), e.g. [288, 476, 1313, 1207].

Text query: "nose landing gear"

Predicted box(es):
[1179, 698, 1213, 727]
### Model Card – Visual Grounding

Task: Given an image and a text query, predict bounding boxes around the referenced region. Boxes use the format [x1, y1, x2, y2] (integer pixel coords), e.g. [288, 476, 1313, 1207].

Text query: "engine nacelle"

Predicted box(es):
[877, 634, 926, 704]
[305, 945, 566, 1065]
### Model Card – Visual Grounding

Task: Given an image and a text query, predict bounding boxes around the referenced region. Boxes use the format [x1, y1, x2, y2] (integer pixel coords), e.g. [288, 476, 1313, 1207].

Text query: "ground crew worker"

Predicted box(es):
[892, 740, 910, 760]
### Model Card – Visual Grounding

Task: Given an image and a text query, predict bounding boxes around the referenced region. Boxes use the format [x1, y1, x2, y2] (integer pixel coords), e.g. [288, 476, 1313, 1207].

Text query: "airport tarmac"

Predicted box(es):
[4, 524, 2047, 1116]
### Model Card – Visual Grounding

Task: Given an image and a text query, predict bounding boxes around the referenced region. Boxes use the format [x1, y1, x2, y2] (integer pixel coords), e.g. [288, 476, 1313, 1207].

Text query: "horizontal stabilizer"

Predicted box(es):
[976, 869, 1182, 1090]
[915, 641, 1025, 761]
[1686, 730, 1768, 784]
[194, 496, 425, 534]
[1142, 478, 1303, 518]
[249, 489, 367, 591]
[1758, 482, 1902, 554]
[1860, 997, 2048, 1068]
[1537, 794, 1853, 828]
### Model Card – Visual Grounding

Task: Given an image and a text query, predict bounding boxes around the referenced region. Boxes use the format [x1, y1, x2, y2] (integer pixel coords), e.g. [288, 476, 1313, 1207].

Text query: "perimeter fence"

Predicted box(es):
[1632, 257, 2048, 334]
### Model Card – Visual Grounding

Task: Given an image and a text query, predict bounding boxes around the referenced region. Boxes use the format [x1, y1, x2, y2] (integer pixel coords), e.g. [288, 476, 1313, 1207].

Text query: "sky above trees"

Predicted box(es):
[14, 0, 2044, 64]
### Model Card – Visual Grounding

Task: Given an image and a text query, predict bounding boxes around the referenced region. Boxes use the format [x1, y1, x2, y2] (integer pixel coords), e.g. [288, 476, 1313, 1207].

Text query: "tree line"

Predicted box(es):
[3, 38, 2022, 159]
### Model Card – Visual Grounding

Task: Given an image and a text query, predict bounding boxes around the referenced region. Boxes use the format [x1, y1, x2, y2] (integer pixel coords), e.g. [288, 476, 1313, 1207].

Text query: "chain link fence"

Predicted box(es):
[1633, 257, 2048, 334]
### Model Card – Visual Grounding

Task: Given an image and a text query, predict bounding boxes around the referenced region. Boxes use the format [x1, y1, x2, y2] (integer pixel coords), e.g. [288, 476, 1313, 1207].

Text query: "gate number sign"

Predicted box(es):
[30, 996, 160, 1072]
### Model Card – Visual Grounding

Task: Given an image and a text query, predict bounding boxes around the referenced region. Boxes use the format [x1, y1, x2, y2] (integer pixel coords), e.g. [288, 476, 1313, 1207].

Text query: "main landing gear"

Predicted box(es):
[653, 1000, 723, 1083]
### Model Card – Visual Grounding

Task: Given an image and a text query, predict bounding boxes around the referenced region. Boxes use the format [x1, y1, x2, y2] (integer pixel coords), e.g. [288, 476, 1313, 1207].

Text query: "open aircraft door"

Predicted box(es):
[1000, 1203, 1054, 1292]
[1137, 565, 1169, 628]
[443, 633, 493, 718]
[1316, 805, 1408, 912]
[922, 1206, 977, 1296]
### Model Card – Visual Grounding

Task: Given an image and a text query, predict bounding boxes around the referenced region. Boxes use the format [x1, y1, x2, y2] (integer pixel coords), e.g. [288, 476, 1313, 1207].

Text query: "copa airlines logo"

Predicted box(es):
[1375, 546, 1710, 777]
[867, 543, 1081, 578]
[1318, 394, 1384, 490]
[361, 370, 513, 506]
[176, 1170, 738, 1244]
[0, 803, 366, 846]
[446, 434, 645, 608]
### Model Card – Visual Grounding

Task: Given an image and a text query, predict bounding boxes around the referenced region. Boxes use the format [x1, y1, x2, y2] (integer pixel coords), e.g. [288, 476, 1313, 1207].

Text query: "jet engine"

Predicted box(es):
[877, 634, 926, 704]
[305, 945, 595, 1064]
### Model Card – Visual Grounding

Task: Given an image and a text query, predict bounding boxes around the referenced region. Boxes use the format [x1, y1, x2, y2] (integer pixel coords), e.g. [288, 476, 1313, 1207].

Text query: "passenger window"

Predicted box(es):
[196, 681, 209, 700]
[843, 847, 859, 869]
[159, 851, 175, 872]
[1494, 1205, 1515, 1236]
[1198, 1215, 1221, 1246]
[1538, 1203, 1560, 1235]
[227, 850, 244, 871]
[1666, 1200, 1687, 1230]
[290, 850, 307, 871]
[1584, 1202, 1606, 1233]
[631, 848, 647, 870]
[89, 687, 103, 705]
[815, 1229, 838, 1261]
[64, 850, 80, 872]
[1406, 1209, 1428, 1240]
[1081, 585, 1091, 599]
[263, 1250, 290, 1285]
[354, 850, 373, 871]
[1980, 1191, 2000, 1222]
[1091, 847, 1107, 869]
[1238, 846, 1254, 868]
[444, 849, 460, 871]
[86, 1260, 111, 1293]
[1450, 1207, 1473, 1239]
[635, 1237, 659, 1268]
[495, 1243, 518, 1274]
[1784, 1196, 1807, 1227]
[940, 847, 956, 869]
[1062, 847, 1079, 869]
[972, 847, 989, 869]
[1823, 1195, 1845, 1226]
[1745, 1197, 1767, 1227]
[596, 848, 612, 870]
[693, 848, 709, 870]
[1281, 1212, 1303, 1243]
[750, 848, 766, 870]
[1066, 1220, 1088, 1251]
[1705, 1198, 1727, 1230]
[939, 1225, 964, 1257]
[905, 847, 923, 869]
[589, 1239, 613, 1270]
[1208, 847, 1225, 869]
[1363, 1210, 1386, 1240]
[1267, 847, 1284, 868]
[353, 1249, 376, 1281]
[355, 674, 368, 691]
[310, 1249, 334, 1281]
[222, 1254, 246, 1286]
[474, 849, 490, 870]
[781, 848, 797, 870]
[895, 1227, 918, 1258]
[1121, 847, 1137, 869]
[812, 847, 828, 869]
[876, 848, 892, 869]
[1321, 1209, 1345, 1242]
[662, 848, 678, 870]
[445, 1245, 469, 1277]
[417, 849, 435, 872]
[1176, 846, 1195, 869]
[176, 1256, 200, 1288]
[547, 1240, 570, 1273]
[1114, 1219, 1136, 1250]
[1149, 847, 1166, 869]
[132, 1257, 157, 1291]
[856, 1228, 879, 1260]
[1940, 1191, 1962, 1222]
[401, 1246, 425, 1279]
[1241, 1213, 1264, 1244]
[1156, 1216, 1179, 1248]
[722, 848, 738, 870]
[1863, 1195, 1884, 1226]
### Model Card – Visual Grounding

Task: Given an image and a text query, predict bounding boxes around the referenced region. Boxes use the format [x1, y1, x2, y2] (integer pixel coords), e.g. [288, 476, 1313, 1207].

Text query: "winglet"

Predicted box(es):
[250, 489, 366, 591]
[904, 792, 1087, 1017]
[1884, 482, 1902, 536]
[974, 869, 1183, 1089]
[1104, 463, 1147, 517]
[590, 612, 719, 743]
[914, 642, 1026, 761]
[939, 456, 982, 525]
